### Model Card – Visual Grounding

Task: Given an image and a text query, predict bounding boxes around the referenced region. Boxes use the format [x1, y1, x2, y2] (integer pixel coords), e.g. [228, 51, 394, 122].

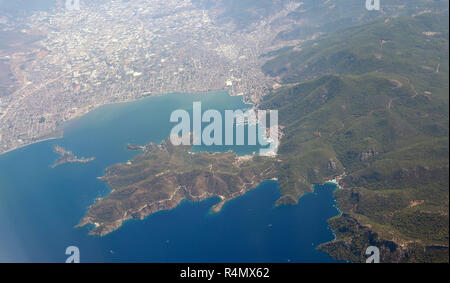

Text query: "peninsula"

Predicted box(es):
[51, 145, 95, 168]
[77, 138, 277, 236]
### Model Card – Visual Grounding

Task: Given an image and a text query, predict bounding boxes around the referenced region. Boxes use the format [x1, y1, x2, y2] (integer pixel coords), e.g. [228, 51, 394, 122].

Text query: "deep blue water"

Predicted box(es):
[0, 91, 340, 262]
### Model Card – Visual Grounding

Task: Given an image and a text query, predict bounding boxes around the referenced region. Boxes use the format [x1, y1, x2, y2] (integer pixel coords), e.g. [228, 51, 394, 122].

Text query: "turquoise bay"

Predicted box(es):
[0, 91, 339, 262]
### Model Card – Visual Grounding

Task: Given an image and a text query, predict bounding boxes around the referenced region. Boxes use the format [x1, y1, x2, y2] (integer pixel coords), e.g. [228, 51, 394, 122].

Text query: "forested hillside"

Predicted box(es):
[260, 9, 449, 262]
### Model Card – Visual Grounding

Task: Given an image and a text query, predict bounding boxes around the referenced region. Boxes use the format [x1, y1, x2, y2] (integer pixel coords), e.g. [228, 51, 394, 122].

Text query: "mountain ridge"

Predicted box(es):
[259, 9, 449, 262]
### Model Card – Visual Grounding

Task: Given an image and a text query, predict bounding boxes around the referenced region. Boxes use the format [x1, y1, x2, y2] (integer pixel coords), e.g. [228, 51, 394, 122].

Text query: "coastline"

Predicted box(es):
[0, 132, 63, 159]
[0, 89, 243, 157]
[2, 85, 333, 245]
[209, 179, 280, 214]
[317, 176, 345, 246]
[79, 158, 277, 236]
[80, 179, 282, 237]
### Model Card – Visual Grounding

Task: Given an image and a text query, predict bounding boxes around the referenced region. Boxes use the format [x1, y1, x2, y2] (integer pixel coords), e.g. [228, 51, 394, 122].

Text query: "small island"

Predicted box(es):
[51, 145, 95, 168]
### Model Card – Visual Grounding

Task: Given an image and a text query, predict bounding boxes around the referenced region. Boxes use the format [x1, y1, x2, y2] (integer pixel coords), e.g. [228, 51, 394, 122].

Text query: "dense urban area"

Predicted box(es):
[0, 0, 301, 155]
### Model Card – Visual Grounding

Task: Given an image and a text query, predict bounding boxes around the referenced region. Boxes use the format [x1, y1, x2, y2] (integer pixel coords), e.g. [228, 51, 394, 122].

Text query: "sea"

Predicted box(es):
[0, 91, 340, 262]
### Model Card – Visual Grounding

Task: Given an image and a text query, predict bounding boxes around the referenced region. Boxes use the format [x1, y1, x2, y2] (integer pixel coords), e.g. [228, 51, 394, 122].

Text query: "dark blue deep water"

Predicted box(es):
[0, 92, 340, 262]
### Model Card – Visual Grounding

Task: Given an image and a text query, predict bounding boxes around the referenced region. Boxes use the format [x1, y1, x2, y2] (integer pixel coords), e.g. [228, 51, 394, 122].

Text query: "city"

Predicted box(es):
[0, 0, 302, 155]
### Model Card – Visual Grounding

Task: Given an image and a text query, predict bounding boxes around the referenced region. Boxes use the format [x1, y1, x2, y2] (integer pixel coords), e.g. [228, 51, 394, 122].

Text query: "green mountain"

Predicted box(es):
[259, 10, 449, 262]
[195, 0, 449, 34]
[276, 0, 449, 41]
